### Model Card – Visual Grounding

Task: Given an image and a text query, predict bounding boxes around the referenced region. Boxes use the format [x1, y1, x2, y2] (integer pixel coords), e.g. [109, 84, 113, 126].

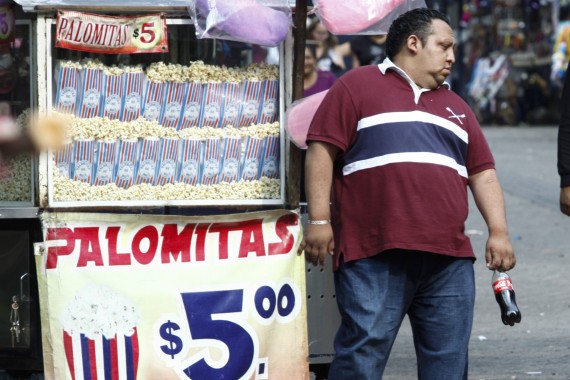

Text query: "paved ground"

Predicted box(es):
[381, 126, 570, 379]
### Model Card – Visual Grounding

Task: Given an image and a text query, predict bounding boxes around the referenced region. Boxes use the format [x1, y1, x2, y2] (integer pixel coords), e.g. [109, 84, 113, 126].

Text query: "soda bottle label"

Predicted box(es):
[492, 278, 513, 294]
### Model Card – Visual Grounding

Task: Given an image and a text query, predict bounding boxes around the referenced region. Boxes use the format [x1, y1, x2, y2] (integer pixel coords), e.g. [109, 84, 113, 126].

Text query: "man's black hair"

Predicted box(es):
[385, 8, 450, 60]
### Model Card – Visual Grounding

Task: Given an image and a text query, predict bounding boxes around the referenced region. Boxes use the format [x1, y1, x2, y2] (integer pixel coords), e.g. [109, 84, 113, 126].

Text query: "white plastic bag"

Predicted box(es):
[314, 0, 426, 35]
[189, 0, 292, 47]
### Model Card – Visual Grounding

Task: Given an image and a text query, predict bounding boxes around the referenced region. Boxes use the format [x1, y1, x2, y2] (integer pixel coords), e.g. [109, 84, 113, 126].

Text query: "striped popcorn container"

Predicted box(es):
[92, 140, 118, 186]
[200, 138, 221, 186]
[63, 330, 139, 380]
[55, 64, 80, 114]
[121, 71, 144, 122]
[115, 139, 139, 189]
[179, 82, 202, 130]
[159, 82, 187, 129]
[155, 138, 179, 186]
[77, 68, 103, 119]
[102, 72, 124, 120]
[237, 80, 263, 128]
[200, 82, 223, 128]
[141, 80, 165, 122]
[55, 141, 75, 179]
[177, 138, 203, 185]
[258, 79, 279, 124]
[260, 135, 280, 179]
[240, 136, 265, 181]
[73, 139, 95, 184]
[219, 82, 242, 128]
[219, 137, 241, 183]
[134, 138, 160, 185]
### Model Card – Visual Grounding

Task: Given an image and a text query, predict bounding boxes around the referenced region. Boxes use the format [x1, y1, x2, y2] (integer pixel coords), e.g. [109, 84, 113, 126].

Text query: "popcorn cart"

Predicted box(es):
[0, 0, 339, 378]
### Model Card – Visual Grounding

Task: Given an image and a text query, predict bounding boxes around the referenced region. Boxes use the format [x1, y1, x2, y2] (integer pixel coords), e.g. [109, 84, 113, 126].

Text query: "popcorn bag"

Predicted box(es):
[219, 137, 241, 183]
[60, 285, 140, 380]
[258, 79, 279, 124]
[115, 139, 139, 189]
[200, 82, 224, 128]
[73, 139, 95, 184]
[240, 136, 265, 181]
[92, 140, 118, 186]
[219, 82, 242, 128]
[121, 70, 144, 122]
[178, 138, 203, 185]
[179, 82, 203, 130]
[142, 80, 166, 122]
[101, 71, 124, 120]
[260, 135, 280, 179]
[54, 63, 80, 114]
[155, 138, 179, 186]
[55, 141, 75, 179]
[238, 80, 263, 127]
[159, 82, 188, 129]
[77, 68, 104, 119]
[134, 138, 161, 185]
[200, 138, 221, 185]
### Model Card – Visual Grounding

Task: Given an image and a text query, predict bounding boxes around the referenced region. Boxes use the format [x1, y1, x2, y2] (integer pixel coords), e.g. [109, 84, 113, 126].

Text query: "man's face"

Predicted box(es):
[414, 19, 456, 89]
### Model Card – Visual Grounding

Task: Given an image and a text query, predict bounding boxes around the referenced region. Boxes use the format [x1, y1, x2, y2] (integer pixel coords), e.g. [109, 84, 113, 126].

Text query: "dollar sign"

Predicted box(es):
[160, 320, 183, 359]
[133, 28, 139, 38]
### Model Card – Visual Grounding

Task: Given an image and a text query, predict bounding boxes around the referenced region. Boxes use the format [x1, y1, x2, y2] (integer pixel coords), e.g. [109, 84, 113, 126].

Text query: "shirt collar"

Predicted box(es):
[377, 57, 450, 105]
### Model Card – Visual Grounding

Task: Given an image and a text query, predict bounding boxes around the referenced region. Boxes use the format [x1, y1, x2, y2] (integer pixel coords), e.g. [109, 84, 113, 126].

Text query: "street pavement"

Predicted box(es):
[381, 126, 570, 380]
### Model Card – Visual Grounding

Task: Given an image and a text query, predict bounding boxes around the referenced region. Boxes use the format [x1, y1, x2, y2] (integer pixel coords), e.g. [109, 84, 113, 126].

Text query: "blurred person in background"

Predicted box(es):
[304, 43, 337, 97]
[307, 18, 352, 76]
[350, 34, 387, 68]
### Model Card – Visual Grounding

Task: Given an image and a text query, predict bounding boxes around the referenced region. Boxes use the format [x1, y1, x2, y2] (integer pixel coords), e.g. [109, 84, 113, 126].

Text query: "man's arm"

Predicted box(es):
[558, 61, 570, 215]
[468, 168, 516, 271]
[297, 141, 338, 266]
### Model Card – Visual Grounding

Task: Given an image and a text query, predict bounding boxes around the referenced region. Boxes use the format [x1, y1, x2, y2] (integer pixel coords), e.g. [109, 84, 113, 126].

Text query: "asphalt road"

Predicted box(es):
[381, 126, 570, 380]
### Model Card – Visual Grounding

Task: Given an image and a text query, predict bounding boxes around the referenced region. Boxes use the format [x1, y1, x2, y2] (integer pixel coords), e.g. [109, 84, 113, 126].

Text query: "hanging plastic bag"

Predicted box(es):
[189, 0, 291, 47]
[313, 0, 426, 35]
[285, 90, 329, 150]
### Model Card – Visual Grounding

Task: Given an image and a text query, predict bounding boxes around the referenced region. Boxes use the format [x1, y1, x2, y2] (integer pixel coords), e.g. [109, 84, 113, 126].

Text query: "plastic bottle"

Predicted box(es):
[492, 271, 522, 326]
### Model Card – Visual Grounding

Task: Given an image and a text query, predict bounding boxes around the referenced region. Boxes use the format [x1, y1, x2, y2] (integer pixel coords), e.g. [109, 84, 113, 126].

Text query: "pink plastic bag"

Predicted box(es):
[285, 90, 328, 150]
[314, 0, 426, 35]
[190, 0, 291, 46]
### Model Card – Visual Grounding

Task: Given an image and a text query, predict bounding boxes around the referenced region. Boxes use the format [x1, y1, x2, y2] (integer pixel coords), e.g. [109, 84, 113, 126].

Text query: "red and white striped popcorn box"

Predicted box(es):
[55, 64, 80, 115]
[154, 138, 179, 186]
[121, 71, 144, 122]
[237, 80, 263, 127]
[219, 137, 241, 183]
[260, 135, 280, 179]
[258, 79, 279, 124]
[63, 330, 139, 380]
[73, 139, 95, 184]
[115, 139, 139, 189]
[92, 140, 118, 186]
[141, 80, 165, 122]
[134, 138, 161, 185]
[219, 82, 242, 128]
[199, 82, 223, 128]
[76, 68, 103, 119]
[179, 82, 203, 130]
[177, 138, 203, 185]
[240, 136, 265, 181]
[55, 141, 75, 179]
[101, 72, 124, 120]
[159, 82, 187, 129]
[200, 138, 221, 186]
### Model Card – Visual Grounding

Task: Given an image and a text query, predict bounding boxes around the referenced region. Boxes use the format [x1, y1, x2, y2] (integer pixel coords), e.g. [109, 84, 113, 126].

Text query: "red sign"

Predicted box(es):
[55, 10, 168, 54]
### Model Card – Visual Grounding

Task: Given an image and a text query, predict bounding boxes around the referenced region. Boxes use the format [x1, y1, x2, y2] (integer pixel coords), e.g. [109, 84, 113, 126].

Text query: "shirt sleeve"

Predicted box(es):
[558, 61, 570, 187]
[464, 104, 495, 176]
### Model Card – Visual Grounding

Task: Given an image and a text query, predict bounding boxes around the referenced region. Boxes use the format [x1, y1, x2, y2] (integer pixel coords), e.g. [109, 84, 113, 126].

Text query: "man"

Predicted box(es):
[299, 8, 516, 379]
[558, 60, 570, 215]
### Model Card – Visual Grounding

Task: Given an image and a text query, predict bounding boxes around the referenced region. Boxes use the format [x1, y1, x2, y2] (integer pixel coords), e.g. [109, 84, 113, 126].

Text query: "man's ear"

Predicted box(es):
[406, 34, 421, 54]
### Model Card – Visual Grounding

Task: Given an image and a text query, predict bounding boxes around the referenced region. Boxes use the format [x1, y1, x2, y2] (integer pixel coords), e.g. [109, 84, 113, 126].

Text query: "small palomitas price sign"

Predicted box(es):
[56, 11, 168, 54]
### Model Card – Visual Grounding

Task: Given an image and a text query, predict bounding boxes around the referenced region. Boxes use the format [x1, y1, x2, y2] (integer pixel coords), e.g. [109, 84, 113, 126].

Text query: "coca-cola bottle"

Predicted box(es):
[492, 271, 522, 326]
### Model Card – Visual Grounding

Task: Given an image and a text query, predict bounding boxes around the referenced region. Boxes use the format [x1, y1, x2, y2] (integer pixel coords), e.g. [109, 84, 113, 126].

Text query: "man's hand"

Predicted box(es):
[560, 186, 570, 215]
[297, 224, 334, 266]
[485, 232, 516, 272]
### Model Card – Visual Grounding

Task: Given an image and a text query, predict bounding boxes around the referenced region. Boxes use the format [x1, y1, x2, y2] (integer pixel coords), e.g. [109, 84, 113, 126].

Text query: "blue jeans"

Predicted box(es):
[328, 249, 475, 380]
